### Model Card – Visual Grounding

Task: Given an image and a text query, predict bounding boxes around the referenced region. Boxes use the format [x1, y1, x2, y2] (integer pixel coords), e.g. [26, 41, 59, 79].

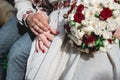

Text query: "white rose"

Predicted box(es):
[107, 21, 118, 31]
[116, 15, 120, 25]
[89, 18, 99, 27]
[113, 9, 120, 17]
[81, 20, 89, 26]
[94, 29, 103, 36]
[84, 9, 95, 18]
[108, 2, 115, 9]
[75, 23, 81, 28]
[70, 27, 77, 36]
[68, 35, 82, 45]
[104, 40, 110, 46]
[115, 39, 119, 44]
[99, 21, 107, 30]
[103, 40, 112, 50]
[100, 40, 111, 52]
[88, 26, 95, 32]
[82, 27, 91, 33]
[102, 30, 112, 39]
[100, 47, 107, 52]
[93, 5, 102, 12]
[77, 31, 84, 39]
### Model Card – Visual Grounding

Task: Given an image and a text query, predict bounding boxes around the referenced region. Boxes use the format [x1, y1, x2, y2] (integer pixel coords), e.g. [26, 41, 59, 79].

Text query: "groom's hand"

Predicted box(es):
[26, 11, 50, 35]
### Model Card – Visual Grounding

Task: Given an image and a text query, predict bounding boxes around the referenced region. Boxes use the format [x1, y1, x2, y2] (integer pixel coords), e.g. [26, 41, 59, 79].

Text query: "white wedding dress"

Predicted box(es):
[25, 0, 120, 80]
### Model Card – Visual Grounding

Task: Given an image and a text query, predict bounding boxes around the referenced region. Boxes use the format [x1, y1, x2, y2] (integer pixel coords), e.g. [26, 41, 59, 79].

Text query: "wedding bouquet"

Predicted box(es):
[64, 1, 120, 53]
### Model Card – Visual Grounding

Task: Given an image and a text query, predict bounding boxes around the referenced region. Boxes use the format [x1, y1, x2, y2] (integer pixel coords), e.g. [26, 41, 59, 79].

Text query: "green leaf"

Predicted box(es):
[81, 43, 86, 49]
[70, 21, 76, 27]
[118, 0, 120, 3]
[96, 46, 100, 51]
[95, 39, 101, 46]
[95, 12, 100, 18]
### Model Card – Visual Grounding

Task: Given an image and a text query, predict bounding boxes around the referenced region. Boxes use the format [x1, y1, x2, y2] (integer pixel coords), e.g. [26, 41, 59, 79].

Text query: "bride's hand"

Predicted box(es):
[114, 27, 120, 40]
[35, 28, 59, 53]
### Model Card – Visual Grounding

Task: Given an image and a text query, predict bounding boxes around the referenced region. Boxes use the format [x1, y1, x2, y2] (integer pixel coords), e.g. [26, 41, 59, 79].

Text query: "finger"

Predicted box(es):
[35, 39, 40, 53]
[44, 31, 55, 41]
[37, 12, 49, 23]
[37, 13, 49, 29]
[34, 18, 48, 31]
[32, 18, 48, 31]
[38, 40, 46, 53]
[49, 27, 59, 35]
[30, 27, 39, 35]
[39, 34, 51, 48]
[33, 25, 43, 33]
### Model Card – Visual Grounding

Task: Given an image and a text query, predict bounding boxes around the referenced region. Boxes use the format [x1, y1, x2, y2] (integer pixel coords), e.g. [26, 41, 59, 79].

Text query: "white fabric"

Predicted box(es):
[15, 0, 35, 24]
[25, 7, 120, 80]
[14, 0, 59, 24]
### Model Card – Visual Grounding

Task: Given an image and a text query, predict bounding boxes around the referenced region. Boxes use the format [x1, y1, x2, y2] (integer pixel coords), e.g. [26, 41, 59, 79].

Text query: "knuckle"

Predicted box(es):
[33, 18, 37, 22]
[37, 13, 42, 17]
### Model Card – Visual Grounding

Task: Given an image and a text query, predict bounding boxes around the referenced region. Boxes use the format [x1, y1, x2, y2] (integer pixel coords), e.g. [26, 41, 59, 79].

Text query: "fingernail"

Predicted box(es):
[42, 49, 45, 53]
[56, 31, 59, 34]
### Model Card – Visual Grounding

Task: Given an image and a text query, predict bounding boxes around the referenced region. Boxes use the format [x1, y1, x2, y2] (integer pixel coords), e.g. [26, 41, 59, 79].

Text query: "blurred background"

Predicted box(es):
[0, 0, 15, 28]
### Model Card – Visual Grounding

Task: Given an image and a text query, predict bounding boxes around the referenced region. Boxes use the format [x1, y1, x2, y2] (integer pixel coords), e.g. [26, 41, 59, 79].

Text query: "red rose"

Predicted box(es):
[108, 39, 114, 44]
[74, 12, 85, 23]
[82, 34, 95, 45]
[76, 4, 84, 12]
[114, 0, 120, 3]
[100, 7, 113, 20]
[114, 0, 117, 3]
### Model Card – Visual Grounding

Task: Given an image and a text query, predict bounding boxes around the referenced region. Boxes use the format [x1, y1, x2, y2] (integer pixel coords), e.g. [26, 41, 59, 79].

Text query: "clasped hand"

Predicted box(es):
[26, 11, 59, 53]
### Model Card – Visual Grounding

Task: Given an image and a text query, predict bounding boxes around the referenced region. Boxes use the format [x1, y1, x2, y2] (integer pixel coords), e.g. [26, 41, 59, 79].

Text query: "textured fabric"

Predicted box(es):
[15, 0, 70, 25]
[14, 0, 60, 25]
[26, 7, 120, 80]
[6, 31, 35, 80]
[0, 15, 34, 80]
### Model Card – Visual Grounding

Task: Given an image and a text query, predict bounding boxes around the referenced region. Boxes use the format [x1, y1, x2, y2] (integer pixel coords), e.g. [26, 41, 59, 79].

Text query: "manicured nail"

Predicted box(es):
[42, 49, 45, 53]
[56, 31, 59, 34]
